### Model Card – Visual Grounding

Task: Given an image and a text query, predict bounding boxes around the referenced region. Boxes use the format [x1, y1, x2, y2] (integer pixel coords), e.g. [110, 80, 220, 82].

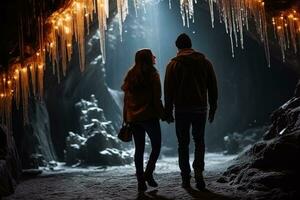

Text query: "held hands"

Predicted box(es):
[208, 109, 216, 123]
[161, 111, 174, 124]
[165, 115, 174, 124]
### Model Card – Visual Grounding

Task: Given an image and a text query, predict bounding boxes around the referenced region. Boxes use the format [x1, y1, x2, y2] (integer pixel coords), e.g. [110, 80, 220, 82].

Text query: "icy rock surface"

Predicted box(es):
[14, 100, 57, 169]
[0, 126, 21, 197]
[65, 95, 132, 166]
[218, 84, 300, 199]
[223, 126, 267, 154]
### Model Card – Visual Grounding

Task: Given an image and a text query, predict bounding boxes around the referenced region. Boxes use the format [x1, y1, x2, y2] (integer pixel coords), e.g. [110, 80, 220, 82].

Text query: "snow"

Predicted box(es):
[70, 144, 80, 149]
[279, 128, 286, 135]
[3, 153, 238, 200]
[36, 153, 236, 176]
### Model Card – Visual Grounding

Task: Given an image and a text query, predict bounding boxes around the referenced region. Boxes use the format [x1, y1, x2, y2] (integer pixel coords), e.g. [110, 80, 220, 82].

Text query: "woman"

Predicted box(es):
[122, 49, 164, 192]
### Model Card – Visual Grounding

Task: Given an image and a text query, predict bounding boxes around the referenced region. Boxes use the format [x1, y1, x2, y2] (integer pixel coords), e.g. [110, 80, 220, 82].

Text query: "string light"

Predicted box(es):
[272, 9, 300, 61]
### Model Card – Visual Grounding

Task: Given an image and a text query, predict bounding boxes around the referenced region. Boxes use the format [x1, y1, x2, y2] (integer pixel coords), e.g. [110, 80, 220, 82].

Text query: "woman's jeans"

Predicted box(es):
[131, 119, 161, 181]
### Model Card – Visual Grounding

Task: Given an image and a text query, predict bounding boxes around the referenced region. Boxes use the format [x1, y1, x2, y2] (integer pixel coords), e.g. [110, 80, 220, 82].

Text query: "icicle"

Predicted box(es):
[272, 10, 300, 62]
[13, 66, 21, 110]
[208, 0, 215, 28]
[37, 64, 44, 99]
[117, 0, 129, 42]
[20, 67, 29, 124]
[96, 0, 109, 64]
[180, 0, 197, 27]
[208, 0, 271, 65]
[29, 64, 36, 96]
[0, 76, 13, 132]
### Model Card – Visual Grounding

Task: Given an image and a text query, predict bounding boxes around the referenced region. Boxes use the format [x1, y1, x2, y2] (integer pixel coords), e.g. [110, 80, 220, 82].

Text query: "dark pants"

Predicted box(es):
[131, 119, 161, 181]
[175, 112, 207, 178]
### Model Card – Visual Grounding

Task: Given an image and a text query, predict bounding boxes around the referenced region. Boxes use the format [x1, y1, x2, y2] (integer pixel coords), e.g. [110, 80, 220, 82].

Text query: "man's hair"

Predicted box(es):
[175, 33, 192, 49]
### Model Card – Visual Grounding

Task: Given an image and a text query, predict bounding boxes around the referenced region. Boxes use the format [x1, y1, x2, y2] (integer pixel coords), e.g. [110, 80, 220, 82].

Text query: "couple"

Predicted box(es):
[121, 33, 218, 192]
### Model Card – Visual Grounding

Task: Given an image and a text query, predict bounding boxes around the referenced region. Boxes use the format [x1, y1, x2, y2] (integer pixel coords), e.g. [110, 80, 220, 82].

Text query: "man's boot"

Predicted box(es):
[195, 172, 206, 190]
[181, 175, 191, 188]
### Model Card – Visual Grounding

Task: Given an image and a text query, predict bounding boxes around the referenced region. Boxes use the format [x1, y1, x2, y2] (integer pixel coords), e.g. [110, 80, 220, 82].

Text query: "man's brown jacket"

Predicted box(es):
[164, 48, 218, 117]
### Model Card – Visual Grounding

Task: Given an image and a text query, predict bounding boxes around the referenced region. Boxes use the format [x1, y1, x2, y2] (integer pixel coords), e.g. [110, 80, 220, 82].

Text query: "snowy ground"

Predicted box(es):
[4, 153, 238, 200]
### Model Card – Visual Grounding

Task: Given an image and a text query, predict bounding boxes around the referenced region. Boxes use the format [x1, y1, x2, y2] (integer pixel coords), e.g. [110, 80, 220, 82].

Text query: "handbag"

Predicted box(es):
[118, 122, 133, 142]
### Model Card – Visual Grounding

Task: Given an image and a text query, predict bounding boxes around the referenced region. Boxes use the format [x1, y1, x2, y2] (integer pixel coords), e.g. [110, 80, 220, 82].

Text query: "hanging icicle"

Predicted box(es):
[208, 0, 270, 66]
[20, 67, 30, 124]
[96, 0, 109, 64]
[272, 10, 300, 62]
[180, 0, 197, 27]
[117, 0, 129, 42]
[0, 75, 13, 132]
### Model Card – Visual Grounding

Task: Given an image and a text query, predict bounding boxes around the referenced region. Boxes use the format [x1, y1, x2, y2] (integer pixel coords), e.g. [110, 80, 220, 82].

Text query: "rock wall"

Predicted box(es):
[64, 95, 132, 166]
[12, 100, 57, 169]
[0, 126, 21, 197]
[218, 82, 300, 199]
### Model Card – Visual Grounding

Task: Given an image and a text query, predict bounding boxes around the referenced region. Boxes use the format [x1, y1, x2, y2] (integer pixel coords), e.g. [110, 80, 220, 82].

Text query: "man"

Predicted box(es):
[164, 33, 218, 190]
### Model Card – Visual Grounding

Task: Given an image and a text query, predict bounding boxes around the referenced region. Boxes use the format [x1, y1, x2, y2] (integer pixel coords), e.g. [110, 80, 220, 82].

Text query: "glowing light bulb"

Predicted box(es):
[65, 14, 72, 21]
[64, 27, 70, 34]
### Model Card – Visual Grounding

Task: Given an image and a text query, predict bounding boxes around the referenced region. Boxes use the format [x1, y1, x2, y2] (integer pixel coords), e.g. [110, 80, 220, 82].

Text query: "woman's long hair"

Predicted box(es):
[122, 49, 157, 92]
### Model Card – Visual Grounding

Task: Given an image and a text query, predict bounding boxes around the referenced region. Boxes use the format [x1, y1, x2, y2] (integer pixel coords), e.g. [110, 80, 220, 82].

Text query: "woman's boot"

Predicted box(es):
[137, 175, 147, 192]
[144, 174, 158, 187]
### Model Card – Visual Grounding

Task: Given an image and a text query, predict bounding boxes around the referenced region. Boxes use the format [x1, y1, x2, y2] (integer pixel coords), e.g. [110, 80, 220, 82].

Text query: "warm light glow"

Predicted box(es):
[272, 9, 300, 61]
[208, 0, 270, 66]
[64, 27, 70, 34]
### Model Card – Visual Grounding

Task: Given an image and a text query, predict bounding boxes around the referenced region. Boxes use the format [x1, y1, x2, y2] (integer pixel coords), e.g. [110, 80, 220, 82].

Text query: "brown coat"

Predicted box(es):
[164, 48, 218, 116]
[122, 68, 164, 122]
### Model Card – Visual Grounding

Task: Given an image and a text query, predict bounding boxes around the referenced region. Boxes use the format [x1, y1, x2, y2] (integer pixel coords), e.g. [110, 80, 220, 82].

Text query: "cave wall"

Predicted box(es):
[0, 126, 22, 197]
[12, 99, 57, 169]
[44, 23, 122, 160]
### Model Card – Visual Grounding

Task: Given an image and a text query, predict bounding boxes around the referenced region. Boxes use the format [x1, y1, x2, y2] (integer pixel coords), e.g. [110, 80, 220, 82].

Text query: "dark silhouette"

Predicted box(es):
[0, 127, 7, 159]
[122, 49, 164, 192]
[164, 33, 218, 190]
